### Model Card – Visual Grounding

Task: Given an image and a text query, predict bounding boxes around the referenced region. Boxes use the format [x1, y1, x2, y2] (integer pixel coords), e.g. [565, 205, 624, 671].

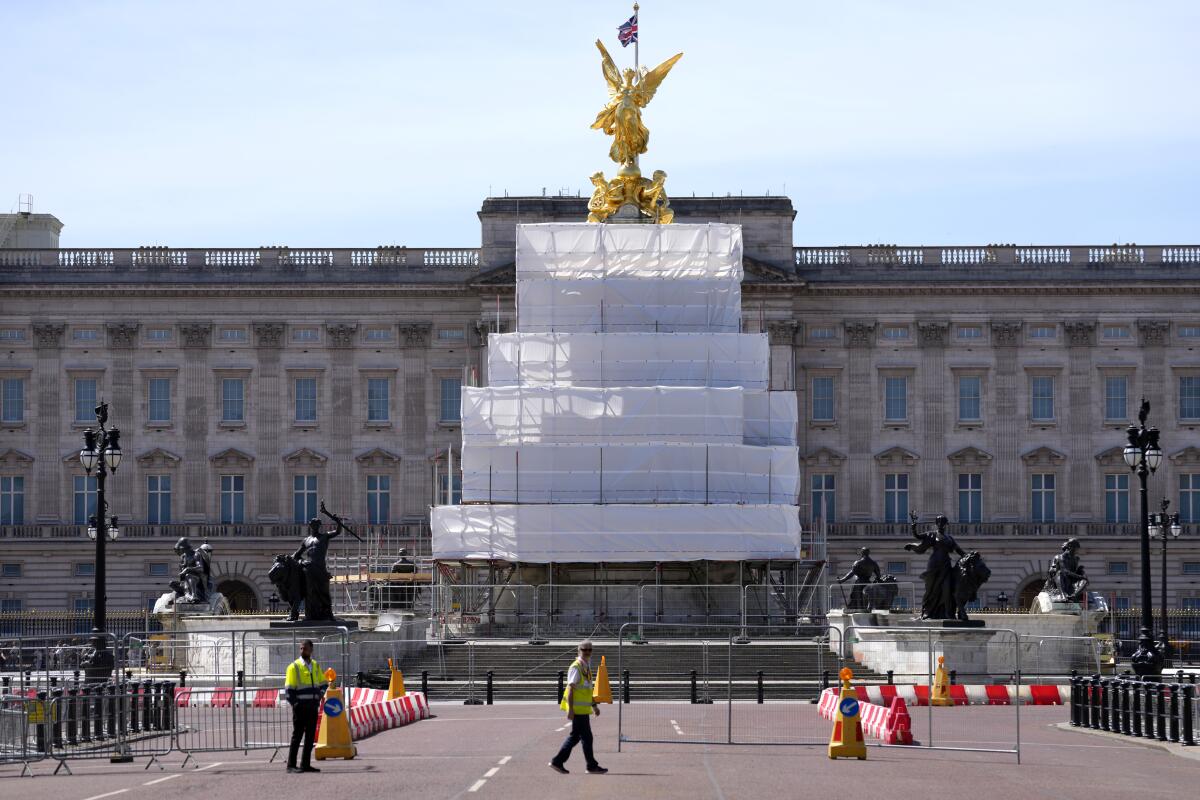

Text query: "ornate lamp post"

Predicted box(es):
[1122, 399, 1164, 676]
[79, 401, 122, 681]
[1148, 498, 1183, 666]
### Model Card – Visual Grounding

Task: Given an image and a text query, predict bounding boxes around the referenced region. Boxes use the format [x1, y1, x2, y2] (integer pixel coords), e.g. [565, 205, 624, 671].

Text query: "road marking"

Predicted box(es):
[555, 725, 568, 732]
[498, 756, 511, 765]
[82, 791, 129, 800]
[670, 719, 685, 736]
[468, 779, 488, 792]
[484, 767, 499, 777]
[143, 774, 182, 786]
[195, 761, 223, 771]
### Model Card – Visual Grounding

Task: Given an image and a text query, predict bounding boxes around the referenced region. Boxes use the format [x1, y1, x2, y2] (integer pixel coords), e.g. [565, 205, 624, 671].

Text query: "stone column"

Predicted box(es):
[253, 323, 285, 522]
[326, 323, 358, 510]
[399, 323, 432, 517]
[106, 322, 140, 518]
[766, 321, 799, 391]
[989, 321, 1022, 522]
[917, 321, 949, 515]
[31, 323, 65, 522]
[844, 320, 876, 521]
[178, 323, 212, 521]
[1063, 321, 1097, 521]
[1137, 319, 1170, 504]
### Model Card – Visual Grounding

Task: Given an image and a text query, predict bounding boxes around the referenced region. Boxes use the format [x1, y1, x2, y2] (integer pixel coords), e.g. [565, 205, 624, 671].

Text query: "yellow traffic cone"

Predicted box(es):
[931, 655, 953, 707]
[315, 668, 357, 761]
[592, 656, 613, 704]
[387, 659, 407, 700]
[828, 667, 866, 760]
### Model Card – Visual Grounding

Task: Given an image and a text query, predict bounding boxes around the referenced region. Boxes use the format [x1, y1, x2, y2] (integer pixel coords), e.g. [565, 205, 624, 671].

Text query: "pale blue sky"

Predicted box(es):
[2, 1, 1197, 247]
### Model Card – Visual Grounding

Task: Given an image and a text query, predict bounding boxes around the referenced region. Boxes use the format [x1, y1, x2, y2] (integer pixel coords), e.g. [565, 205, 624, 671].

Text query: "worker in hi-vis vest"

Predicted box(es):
[549, 640, 608, 774]
[285, 639, 327, 774]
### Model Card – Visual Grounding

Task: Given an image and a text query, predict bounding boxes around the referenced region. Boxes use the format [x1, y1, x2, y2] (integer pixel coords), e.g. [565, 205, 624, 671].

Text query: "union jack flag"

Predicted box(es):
[617, 14, 638, 47]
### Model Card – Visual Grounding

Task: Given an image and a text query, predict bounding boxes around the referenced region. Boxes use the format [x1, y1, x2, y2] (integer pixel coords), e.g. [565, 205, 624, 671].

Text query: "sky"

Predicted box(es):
[2, 1, 1198, 248]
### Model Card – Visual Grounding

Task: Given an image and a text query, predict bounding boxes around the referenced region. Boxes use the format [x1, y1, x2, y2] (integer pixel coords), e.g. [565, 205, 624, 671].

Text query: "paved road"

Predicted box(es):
[2, 704, 1194, 799]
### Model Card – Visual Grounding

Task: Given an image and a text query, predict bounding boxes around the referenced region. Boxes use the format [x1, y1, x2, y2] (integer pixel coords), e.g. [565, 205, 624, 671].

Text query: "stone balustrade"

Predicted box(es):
[794, 244, 1200, 270]
[0, 246, 481, 273]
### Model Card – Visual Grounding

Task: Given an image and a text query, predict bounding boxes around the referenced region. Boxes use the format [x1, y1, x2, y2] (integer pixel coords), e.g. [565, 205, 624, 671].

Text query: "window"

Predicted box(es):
[1181, 326, 1200, 339]
[0, 598, 21, 613]
[810, 474, 835, 522]
[2, 378, 24, 422]
[148, 562, 170, 577]
[1104, 376, 1128, 421]
[1, 563, 21, 578]
[0, 329, 25, 341]
[810, 327, 836, 341]
[367, 378, 390, 422]
[958, 473, 982, 523]
[365, 328, 392, 342]
[956, 326, 982, 340]
[293, 475, 317, 523]
[219, 328, 246, 342]
[437, 472, 462, 505]
[293, 327, 319, 342]
[1181, 377, 1200, 420]
[1182, 563, 1200, 576]
[957, 376, 981, 422]
[146, 328, 171, 342]
[882, 326, 909, 340]
[1180, 474, 1200, 524]
[440, 377, 462, 422]
[1031, 376, 1054, 421]
[148, 377, 171, 423]
[1, 476, 25, 525]
[1107, 561, 1130, 575]
[367, 475, 391, 524]
[1104, 474, 1130, 523]
[73, 597, 94, 613]
[1031, 473, 1056, 523]
[73, 328, 98, 342]
[437, 328, 466, 341]
[222, 378, 245, 422]
[884, 473, 908, 523]
[73, 475, 97, 524]
[74, 378, 98, 422]
[886, 561, 907, 575]
[884, 377, 907, 422]
[1103, 325, 1131, 340]
[147, 475, 172, 524]
[74, 563, 95, 578]
[220, 475, 245, 524]
[811, 377, 834, 422]
[295, 378, 317, 422]
[1030, 325, 1056, 340]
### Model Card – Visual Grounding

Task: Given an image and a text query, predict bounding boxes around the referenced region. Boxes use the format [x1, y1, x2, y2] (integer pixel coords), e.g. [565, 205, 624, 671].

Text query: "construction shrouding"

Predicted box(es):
[431, 224, 824, 636]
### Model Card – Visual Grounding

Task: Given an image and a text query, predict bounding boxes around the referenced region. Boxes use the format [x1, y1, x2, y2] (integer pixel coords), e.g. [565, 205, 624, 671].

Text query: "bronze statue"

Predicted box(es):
[952, 551, 991, 622]
[836, 547, 881, 611]
[864, 574, 900, 612]
[170, 537, 209, 604]
[1046, 538, 1089, 603]
[904, 513, 966, 620]
[268, 554, 305, 622]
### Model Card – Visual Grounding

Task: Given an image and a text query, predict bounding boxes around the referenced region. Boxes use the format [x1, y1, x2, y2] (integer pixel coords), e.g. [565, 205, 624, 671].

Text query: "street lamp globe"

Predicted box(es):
[103, 428, 122, 471]
[80, 429, 99, 474]
[1170, 515, 1183, 538]
[1145, 430, 1163, 472]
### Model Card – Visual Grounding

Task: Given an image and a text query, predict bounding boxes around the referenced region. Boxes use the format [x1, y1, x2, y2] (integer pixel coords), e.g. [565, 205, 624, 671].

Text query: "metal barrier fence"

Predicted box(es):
[824, 581, 920, 614]
[0, 695, 41, 775]
[0, 633, 121, 695]
[1070, 671, 1197, 746]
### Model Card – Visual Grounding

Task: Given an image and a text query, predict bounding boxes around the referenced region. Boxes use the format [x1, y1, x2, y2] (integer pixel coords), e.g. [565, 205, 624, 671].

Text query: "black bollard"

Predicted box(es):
[1157, 683, 1168, 742]
[756, 671, 764, 704]
[66, 687, 79, 746]
[1144, 681, 1156, 740]
[421, 670, 429, 698]
[821, 670, 829, 691]
[950, 670, 957, 686]
[142, 680, 153, 732]
[1169, 684, 1180, 743]
[1114, 678, 1125, 735]
[486, 671, 494, 705]
[129, 681, 140, 734]
[886, 670, 894, 686]
[1089, 675, 1100, 730]
[622, 669, 630, 704]
[93, 684, 105, 740]
[106, 683, 118, 739]
[1100, 679, 1111, 731]
[1, 676, 9, 692]
[1183, 684, 1196, 747]
[557, 671, 565, 703]
[1068, 676, 1079, 727]
[79, 685, 93, 743]
[690, 670, 698, 704]
[162, 682, 175, 732]
[35, 691, 48, 753]
[179, 670, 187, 688]
[1131, 678, 1142, 737]
[51, 688, 64, 752]
[237, 670, 245, 688]
[50, 675, 59, 688]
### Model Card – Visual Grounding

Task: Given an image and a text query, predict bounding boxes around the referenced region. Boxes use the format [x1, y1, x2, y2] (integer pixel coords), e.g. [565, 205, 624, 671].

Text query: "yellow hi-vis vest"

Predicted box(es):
[285, 657, 326, 704]
[559, 658, 594, 715]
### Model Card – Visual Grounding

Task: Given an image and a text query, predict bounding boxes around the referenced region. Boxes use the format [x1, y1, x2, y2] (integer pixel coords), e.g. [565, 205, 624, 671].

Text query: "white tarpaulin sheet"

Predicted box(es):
[431, 503, 801, 562]
[461, 443, 799, 504]
[516, 277, 740, 333]
[516, 223, 743, 280]
[461, 385, 745, 444]
[744, 391, 798, 446]
[486, 332, 768, 388]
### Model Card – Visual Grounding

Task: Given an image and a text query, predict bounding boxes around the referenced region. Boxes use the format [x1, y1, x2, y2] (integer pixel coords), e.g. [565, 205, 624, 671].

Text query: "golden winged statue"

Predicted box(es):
[588, 39, 683, 224]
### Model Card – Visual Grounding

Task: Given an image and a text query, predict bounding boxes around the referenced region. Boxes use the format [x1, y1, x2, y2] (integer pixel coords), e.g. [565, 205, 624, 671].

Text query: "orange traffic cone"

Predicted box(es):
[828, 667, 866, 760]
[593, 656, 613, 704]
[931, 655, 953, 707]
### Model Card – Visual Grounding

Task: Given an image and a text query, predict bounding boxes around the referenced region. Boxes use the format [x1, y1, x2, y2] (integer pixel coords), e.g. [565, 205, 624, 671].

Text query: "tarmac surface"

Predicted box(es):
[1, 703, 1195, 799]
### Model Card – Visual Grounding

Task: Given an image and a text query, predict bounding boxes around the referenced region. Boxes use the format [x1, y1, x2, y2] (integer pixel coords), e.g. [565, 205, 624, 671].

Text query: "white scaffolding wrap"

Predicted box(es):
[431, 503, 801, 562]
[461, 385, 746, 444]
[744, 391, 799, 447]
[460, 443, 799, 504]
[516, 223, 743, 280]
[486, 332, 768, 389]
[516, 277, 740, 333]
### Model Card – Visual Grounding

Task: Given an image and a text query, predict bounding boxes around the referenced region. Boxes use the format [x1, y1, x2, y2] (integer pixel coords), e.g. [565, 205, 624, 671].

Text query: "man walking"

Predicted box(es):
[549, 640, 607, 775]
[285, 639, 327, 774]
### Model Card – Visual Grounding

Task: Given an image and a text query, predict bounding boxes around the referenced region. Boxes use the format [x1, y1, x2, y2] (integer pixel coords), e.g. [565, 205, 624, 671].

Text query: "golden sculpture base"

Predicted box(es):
[587, 162, 674, 224]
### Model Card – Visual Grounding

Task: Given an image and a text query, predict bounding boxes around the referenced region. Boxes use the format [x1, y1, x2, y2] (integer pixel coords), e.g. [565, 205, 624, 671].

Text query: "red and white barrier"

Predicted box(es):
[849, 683, 1068, 706]
[346, 692, 430, 739]
[818, 688, 913, 745]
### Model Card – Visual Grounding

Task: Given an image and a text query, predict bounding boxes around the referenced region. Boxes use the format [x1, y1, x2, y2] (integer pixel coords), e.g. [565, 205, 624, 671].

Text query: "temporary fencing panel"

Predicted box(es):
[461, 443, 799, 504]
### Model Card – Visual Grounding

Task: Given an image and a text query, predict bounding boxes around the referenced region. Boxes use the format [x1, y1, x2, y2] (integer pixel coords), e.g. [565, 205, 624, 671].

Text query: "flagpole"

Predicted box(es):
[633, 2, 640, 78]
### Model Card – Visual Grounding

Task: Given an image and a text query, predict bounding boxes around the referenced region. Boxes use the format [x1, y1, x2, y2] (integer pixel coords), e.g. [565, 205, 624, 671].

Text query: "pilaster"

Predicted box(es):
[31, 323, 65, 522]
[399, 323, 432, 517]
[179, 323, 212, 521]
[327, 323, 358, 508]
[844, 320, 876, 521]
[1063, 321, 1096, 520]
[252, 322, 284, 521]
[917, 321, 949, 514]
[990, 320, 1022, 521]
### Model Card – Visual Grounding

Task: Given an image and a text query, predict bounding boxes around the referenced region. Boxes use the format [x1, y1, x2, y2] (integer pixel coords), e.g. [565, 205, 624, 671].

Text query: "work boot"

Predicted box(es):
[549, 762, 568, 774]
[287, 766, 302, 774]
[587, 765, 609, 774]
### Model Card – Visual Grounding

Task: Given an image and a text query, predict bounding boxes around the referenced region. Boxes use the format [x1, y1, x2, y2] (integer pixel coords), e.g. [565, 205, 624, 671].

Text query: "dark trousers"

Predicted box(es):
[552, 714, 598, 769]
[288, 702, 319, 768]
